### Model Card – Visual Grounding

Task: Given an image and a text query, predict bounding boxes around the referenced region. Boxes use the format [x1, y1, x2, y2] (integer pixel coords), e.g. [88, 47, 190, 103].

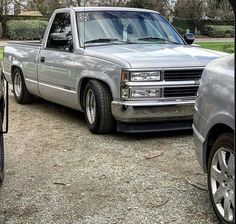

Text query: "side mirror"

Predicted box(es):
[184, 33, 195, 45]
[50, 33, 69, 47]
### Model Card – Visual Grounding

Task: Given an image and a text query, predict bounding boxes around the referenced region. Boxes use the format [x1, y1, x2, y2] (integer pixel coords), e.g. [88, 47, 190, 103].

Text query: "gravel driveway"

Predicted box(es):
[0, 91, 218, 224]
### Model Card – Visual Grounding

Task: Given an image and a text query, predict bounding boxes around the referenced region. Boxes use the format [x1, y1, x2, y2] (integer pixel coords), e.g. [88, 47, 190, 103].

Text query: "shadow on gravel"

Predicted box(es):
[14, 95, 194, 139]
[116, 129, 193, 140]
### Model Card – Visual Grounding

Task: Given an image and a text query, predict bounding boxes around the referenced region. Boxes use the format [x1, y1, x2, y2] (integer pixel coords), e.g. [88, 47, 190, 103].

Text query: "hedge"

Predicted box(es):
[172, 18, 235, 34]
[0, 15, 49, 21]
[203, 25, 234, 38]
[175, 27, 186, 36]
[172, 19, 195, 33]
[7, 20, 48, 40]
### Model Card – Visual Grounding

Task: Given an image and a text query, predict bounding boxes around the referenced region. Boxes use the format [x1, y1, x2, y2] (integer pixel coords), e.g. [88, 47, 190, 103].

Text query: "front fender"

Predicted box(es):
[206, 112, 234, 136]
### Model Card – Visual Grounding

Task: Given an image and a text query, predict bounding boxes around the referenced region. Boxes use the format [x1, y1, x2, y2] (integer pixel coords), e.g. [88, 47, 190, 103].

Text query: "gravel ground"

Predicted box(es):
[0, 90, 219, 224]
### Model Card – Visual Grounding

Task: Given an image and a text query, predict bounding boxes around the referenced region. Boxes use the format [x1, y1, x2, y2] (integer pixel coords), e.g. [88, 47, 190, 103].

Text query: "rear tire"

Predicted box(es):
[0, 113, 4, 184]
[84, 80, 115, 134]
[207, 133, 234, 224]
[13, 68, 34, 104]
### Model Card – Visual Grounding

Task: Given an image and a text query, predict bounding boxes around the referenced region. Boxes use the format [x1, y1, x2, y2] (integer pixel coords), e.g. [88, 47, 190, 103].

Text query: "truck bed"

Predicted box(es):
[7, 41, 42, 47]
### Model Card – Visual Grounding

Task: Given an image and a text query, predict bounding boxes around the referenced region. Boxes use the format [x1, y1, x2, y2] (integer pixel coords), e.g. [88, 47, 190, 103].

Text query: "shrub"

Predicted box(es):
[7, 20, 48, 40]
[172, 18, 195, 33]
[203, 25, 234, 38]
[175, 27, 186, 36]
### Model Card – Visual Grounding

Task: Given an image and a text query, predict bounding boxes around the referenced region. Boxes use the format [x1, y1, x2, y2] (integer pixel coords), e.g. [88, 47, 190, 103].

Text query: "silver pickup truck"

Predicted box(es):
[2, 7, 227, 134]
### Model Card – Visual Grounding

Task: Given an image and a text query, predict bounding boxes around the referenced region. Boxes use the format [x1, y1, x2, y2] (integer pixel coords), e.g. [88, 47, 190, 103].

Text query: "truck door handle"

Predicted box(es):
[40, 57, 45, 63]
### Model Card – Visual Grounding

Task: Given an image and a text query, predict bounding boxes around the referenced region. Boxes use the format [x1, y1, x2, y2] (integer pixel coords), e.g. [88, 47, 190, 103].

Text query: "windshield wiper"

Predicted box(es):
[137, 36, 180, 44]
[85, 38, 119, 44]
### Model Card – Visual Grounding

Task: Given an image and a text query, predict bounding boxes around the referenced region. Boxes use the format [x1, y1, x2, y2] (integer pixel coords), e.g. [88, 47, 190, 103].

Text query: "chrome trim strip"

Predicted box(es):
[123, 67, 205, 72]
[125, 81, 199, 87]
[25, 78, 38, 84]
[39, 82, 77, 94]
[112, 100, 195, 107]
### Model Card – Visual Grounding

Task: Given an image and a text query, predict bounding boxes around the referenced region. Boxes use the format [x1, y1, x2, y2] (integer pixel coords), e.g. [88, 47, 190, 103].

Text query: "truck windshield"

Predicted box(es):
[76, 11, 185, 47]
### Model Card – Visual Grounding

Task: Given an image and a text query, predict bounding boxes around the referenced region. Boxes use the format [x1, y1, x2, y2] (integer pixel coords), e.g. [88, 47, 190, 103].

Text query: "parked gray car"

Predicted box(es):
[193, 54, 234, 223]
[2, 7, 227, 134]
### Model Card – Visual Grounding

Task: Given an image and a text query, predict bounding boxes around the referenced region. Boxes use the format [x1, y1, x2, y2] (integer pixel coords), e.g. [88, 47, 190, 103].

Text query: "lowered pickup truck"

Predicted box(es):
[2, 7, 227, 134]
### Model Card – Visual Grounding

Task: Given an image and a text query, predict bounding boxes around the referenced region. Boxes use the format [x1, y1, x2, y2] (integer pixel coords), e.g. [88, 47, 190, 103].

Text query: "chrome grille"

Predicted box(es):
[164, 86, 199, 98]
[164, 69, 203, 81]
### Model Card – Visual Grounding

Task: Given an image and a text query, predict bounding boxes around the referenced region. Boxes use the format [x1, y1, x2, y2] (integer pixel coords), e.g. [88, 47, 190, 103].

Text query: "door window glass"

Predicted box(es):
[47, 13, 73, 51]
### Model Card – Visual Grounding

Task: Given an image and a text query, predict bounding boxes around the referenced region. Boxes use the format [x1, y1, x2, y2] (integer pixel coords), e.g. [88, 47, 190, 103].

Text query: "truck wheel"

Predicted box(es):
[0, 113, 4, 184]
[207, 133, 234, 224]
[13, 68, 34, 104]
[84, 80, 115, 134]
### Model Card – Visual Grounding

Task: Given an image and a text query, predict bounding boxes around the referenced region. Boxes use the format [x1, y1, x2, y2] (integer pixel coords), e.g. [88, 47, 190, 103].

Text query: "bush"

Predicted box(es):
[175, 27, 186, 36]
[7, 20, 48, 40]
[172, 18, 195, 33]
[203, 25, 234, 38]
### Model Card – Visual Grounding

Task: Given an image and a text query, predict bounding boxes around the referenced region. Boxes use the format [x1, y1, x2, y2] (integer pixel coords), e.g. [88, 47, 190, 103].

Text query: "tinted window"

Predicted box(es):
[47, 13, 72, 50]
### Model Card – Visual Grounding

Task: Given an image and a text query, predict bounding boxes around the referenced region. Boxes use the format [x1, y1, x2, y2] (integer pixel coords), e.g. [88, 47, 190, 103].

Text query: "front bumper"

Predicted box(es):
[112, 100, 195, 123]
[192, 124, 207, 172]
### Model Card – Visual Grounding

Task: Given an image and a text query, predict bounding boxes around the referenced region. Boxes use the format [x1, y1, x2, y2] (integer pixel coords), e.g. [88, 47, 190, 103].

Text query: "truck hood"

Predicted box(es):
[85, 44, 228, 68]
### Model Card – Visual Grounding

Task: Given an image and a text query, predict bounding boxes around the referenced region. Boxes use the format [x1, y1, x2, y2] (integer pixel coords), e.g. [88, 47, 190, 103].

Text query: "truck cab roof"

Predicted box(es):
[54, 7, 160, 14]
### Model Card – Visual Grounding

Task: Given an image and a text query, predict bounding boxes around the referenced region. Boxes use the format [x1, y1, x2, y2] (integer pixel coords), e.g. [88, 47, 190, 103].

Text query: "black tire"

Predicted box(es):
[0, 113, 4, 184]
[84, 80, 115, 134]
[12, 68, 34, 104]
[207, 133, 234, 224]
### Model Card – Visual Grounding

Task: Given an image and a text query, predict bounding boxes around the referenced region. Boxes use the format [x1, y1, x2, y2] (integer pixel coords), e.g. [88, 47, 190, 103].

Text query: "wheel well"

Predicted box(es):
[206, 124, 234, 166]
[79, 78, 113, 111]
[11, 66, 20, 82]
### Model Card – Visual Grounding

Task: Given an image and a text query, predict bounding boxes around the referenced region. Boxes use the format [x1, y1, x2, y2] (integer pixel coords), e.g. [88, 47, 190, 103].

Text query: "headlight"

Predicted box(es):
[120, 70, 162, 100]
[130, 88, 161, 98]
[130, 71, 161, 81]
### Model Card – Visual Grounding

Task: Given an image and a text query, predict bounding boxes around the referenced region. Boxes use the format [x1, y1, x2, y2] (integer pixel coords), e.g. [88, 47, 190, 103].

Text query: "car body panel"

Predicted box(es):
[193, 54, 234, 172]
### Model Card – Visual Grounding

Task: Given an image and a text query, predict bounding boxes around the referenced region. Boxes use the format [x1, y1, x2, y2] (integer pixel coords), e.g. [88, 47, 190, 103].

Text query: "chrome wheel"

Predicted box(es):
[210, 147, 235, 222]
[85, 89, 96, 124]
[14, 72, 23, 97]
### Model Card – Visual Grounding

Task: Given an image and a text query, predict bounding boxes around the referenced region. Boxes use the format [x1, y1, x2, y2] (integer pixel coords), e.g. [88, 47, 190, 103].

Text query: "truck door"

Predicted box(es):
[38, 12, 78, 109]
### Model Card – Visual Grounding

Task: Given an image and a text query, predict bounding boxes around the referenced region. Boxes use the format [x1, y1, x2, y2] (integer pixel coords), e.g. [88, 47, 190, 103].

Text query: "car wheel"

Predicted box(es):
[13, 68, 34, 104]
[84, 80, 115, 134]
[0, 113, 4, 184]
[208, 133, 234, 224]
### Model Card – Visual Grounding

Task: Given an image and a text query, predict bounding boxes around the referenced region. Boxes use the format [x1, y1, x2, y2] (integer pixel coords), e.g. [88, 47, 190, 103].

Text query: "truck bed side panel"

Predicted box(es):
[3, 43, 41, 97]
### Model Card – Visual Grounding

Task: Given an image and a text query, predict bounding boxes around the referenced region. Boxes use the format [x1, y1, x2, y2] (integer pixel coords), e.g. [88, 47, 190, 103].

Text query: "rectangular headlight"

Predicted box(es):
[130, 71, 161, 81]
[130, 88, 161, 98]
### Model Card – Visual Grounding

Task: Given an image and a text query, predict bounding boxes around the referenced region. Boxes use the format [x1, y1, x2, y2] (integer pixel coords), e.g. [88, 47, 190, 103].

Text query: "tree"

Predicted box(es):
[207, 0, 234, 19]
[125, 0, 168, 15]
[174, 0, 207, 32]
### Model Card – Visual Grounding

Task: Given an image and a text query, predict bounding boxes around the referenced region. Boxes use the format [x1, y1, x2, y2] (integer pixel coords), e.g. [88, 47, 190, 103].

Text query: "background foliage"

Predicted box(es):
[7, 19, 47, 40]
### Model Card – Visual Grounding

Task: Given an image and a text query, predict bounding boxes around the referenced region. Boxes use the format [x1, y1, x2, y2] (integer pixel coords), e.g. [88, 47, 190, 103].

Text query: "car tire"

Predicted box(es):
[13, 68, 34, 104]
[207, 133, 234, 224]
[0, 113, 4, 184]
[84, 80, 115, 134]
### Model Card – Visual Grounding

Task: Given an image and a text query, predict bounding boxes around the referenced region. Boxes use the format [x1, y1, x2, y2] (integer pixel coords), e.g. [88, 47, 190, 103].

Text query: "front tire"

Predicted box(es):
[207, 133, 234, 224]
[13, 68, 34, 104]
[84, 80, 115, 134]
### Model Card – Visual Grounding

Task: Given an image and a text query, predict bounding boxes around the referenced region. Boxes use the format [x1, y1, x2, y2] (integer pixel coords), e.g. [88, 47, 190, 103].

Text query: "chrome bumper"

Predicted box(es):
[112, 100, 195, 123]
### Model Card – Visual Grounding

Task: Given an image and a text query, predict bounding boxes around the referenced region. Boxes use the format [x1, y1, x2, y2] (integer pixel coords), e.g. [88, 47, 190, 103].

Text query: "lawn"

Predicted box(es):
[197, 42, 234, 53]
[0, 47, 3, 61]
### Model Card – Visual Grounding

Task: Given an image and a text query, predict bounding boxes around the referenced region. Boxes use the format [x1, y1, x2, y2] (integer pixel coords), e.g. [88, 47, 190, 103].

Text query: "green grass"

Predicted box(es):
[0, 48, 3, 61]
[197, 42, 234, 54]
